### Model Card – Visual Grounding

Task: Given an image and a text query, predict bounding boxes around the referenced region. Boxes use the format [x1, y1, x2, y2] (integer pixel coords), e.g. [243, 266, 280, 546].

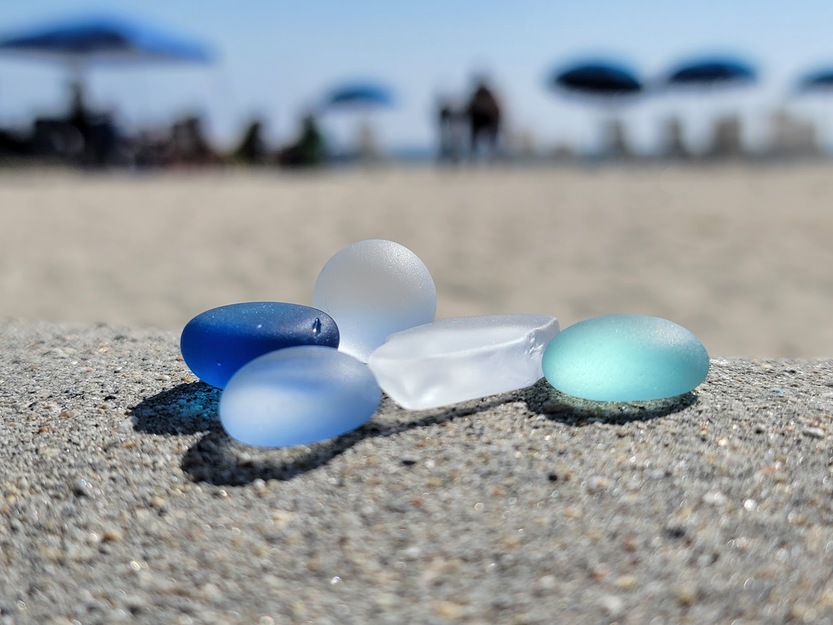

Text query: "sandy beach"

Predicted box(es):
[2, 163, 833, 357]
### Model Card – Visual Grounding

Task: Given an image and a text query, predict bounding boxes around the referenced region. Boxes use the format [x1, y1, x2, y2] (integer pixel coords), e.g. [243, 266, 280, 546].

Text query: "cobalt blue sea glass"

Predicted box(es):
[219, 345, 382, 447]
[542, 314, 709, 401]
[180, 302, 339, 389]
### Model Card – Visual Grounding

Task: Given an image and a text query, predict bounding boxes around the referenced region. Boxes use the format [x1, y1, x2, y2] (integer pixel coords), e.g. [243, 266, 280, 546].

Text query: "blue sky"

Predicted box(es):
[2, 1, 833, 153]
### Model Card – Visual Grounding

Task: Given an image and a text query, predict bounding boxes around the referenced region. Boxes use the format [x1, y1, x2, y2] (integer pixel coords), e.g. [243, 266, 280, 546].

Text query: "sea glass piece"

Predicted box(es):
[219, 345, 381, 447]
[542, 314, 709, 402]
[312, 239, 436, 362]
[180, 302, 339, 389]
[367, 314, 559, 410]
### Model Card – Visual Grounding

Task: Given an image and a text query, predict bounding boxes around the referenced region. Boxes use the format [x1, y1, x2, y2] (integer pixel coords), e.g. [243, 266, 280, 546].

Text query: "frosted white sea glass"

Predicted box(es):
[367, 314, 559, 410]
[313, 239, 437, 362]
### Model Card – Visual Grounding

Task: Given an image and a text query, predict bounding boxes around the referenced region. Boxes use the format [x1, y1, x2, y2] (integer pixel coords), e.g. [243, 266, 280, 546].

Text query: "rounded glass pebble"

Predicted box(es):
[180, 302, 339, 389]
[312, 239, 436, 362]
[219, 345, 381, 447]
[368, 314, 559, 410]
[542, 314, 709, 401]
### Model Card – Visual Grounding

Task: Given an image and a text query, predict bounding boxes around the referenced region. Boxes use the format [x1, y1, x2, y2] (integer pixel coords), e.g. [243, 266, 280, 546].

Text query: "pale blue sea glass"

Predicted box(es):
[312, 239, 437, 362]
[219, 346, 381, 447]
[542, 315, 709, 401]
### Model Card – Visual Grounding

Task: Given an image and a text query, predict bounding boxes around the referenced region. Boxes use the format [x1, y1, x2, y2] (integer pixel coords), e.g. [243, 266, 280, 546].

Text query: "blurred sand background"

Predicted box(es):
[1, 163, 831, 357]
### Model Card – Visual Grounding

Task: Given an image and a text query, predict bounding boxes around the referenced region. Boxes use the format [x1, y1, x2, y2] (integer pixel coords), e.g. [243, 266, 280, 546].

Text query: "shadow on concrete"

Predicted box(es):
[130, 382, 220, 435]
[522, 379, 698, 425]
[179, 394, 512, 486]
[132, 378, 697, 486]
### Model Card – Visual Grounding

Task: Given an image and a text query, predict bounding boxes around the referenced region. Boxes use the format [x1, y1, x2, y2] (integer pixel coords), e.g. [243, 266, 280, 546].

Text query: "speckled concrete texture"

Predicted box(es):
[1, 319, 832, 625]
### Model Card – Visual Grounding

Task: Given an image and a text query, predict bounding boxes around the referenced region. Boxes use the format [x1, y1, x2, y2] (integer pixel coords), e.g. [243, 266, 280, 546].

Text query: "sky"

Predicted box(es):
[2, 1, 833, 154]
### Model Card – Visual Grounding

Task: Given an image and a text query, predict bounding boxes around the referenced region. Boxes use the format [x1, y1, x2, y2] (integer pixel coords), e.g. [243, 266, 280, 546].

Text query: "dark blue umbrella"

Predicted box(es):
[0, 14, 213, 67]
[796, 68, 833, 92]
[663, 56, 756, 87]
[324, 82, 395, 109]
[551, 61, 643, 97]
[659, 56, 756, 158]
[547, 59, 643, 158]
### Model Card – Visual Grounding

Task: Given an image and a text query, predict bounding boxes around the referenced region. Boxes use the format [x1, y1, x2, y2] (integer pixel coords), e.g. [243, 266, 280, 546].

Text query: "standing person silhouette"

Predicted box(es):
[465, 78, 502, 161]
[436, 97, 463, 164]
[233, 118, 267, 165]
[278, 113, 326, 168]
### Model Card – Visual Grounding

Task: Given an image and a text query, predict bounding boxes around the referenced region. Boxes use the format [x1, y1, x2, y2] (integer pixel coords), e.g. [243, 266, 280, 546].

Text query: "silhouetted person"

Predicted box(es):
[233, 119, 267, 165]
[171, 115, 216, 166]
[436, 98, 463, 163]
[278, 113, 326, 168]
[63, 80, 95, 164]
[60, 80, 122, 167]
[67, 81, 92, 141]
[89, 112, 119, 167]
[465, 79, 502, 160]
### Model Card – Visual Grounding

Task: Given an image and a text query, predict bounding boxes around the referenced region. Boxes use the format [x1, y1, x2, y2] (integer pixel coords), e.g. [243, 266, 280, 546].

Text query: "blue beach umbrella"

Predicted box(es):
[790, 67, 833, 153]
[551, 61, 643, 98]
[548, 59, 644, 157]
[321, 80, 396, 159]
[0, 13, 214, 113]
[796, 68, 833, 92]
[0, 14, 215, 161]
[323, 81, 395, 110]
[658, 55, 757, 156]
[0, 14, 213, 75]
[663, 56, 756, 89]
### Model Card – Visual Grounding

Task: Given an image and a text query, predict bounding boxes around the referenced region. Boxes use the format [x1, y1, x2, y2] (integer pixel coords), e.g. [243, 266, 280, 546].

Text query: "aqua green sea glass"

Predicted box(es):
[542, 315, 709, 401]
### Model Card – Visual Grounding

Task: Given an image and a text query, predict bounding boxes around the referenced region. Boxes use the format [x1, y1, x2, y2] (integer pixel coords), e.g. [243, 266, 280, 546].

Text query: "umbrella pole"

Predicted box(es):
[66, 59, 90, 112]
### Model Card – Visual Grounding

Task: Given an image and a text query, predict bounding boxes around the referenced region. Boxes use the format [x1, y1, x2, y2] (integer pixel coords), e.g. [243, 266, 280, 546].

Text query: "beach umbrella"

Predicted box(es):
[0, 14, 215, 163]
[323, 81, 395, 110]
[789, 67, 833, 154]
[0, 13, 214, 116]
[658, 55, 757, 157]
[321, 80, 396, 160]
[796, 68, 833, 92]
[551, 61, 643, 98]
[663, 56, 756, 89]
[0, 14, 213, 84]
[547, 59, 643, 157]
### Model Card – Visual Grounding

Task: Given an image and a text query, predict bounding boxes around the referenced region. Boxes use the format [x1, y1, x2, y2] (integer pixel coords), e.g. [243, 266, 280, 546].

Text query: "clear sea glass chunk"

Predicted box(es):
[542, 314, 710, 401]
[313, 239, 437, 363]
[367, 314, 559, 410]
[220, 345, 381, 447]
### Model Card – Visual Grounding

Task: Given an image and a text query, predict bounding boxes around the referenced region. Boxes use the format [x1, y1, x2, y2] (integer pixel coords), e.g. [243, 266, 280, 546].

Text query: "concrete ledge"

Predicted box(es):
[2, 319, 832, 624]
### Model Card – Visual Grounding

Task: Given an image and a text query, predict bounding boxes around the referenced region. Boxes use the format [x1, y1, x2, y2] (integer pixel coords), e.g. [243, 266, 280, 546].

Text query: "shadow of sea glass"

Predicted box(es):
[130, 382, 221, 435]
[522, 379, 698, 426]
[130, 378, 697, 487]
[180, 394, 513, 486]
